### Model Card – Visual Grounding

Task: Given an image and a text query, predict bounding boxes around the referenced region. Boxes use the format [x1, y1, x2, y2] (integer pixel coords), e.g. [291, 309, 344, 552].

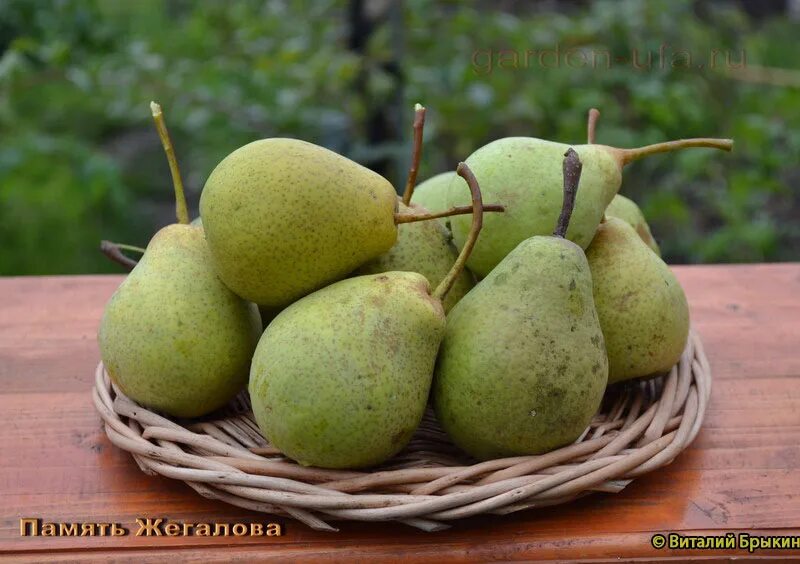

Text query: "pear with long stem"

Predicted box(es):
[587, 108, 661, 255]
[200, 113, 501, 308]
[97, 102, 261, 418]
[356, 104, 504, 311]
[434, 149, 609, 460]
[446, 118, 732, 277]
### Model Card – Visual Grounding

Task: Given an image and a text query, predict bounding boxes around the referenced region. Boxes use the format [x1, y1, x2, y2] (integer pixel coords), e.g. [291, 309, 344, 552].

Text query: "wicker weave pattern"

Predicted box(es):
[92, 329, 711, 532]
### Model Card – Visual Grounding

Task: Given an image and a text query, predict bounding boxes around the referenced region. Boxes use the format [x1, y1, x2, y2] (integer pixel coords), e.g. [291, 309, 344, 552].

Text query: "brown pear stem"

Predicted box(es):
[432, 163, 485, 302]
[609, 138, 733, 167]
[587, 108, 600, 144]
[394, 203, 504, 224]
[100, 241, 141, 271]
[150, 101, 190, 225]
[554, 148, 583, 238]
[401, 103, 426, 206]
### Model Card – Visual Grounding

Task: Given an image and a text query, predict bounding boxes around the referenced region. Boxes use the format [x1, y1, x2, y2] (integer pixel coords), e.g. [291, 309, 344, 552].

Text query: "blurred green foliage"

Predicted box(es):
[1, 0, 798, 274]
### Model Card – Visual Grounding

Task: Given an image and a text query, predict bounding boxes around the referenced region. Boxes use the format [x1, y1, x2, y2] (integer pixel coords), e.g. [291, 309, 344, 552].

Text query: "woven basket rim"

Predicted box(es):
[92, 329, 711, 532]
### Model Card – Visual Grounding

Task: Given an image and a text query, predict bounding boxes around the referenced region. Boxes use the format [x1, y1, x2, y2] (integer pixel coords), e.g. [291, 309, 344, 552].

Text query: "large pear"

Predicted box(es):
[199, 139, 399, 308]
[249, 272, 444, 468]
[586, 217, 689, 384]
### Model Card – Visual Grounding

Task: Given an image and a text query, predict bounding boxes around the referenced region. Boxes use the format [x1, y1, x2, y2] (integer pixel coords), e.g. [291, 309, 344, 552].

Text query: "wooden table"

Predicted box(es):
[1, 264, 799, 562]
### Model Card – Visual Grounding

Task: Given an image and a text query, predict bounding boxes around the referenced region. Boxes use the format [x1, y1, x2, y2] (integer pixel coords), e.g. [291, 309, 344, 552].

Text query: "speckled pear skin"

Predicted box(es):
[200, 138, 399, 307]
[98, 224, 262, 418]
[355, 202, 474, 312]
[605, 194, 660, 256]
[433, 236, 608, 460]
[447, 139, 621, 277]
[586, 217, 689, 384]
[249, 272, 445, 469]
[410, 172, 459, 231]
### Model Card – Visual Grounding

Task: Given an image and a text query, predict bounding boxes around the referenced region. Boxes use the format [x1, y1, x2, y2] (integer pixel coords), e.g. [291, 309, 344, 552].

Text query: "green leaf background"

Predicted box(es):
[1, 0, 798, 274]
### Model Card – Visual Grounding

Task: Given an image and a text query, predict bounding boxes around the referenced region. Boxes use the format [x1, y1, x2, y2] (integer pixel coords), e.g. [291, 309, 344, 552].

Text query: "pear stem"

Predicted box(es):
[554, 148, 583, 238]
[150, 101, 190, 225]
[114, 243, 147, 254]
[401, 103, 426, 206]
[394, 203, 504, 224]
[586, 108, 600, 144]
[610, 138, 733, 167]
[100, 240, 141, 271]
[432, 162, 485, 302]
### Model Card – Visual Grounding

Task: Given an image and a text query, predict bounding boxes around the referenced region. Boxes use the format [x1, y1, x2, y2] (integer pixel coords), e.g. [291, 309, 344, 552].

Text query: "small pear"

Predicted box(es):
[586, 217, 689, 384]
[98, 103, 261, 418]
[355, 202, 474, 312]
[605, 194, 660, 256]
[434, 149, 608, 460]
[200, 133, 484, 308]
[447, 121, 731, 276]
[249, 162, 487, 469]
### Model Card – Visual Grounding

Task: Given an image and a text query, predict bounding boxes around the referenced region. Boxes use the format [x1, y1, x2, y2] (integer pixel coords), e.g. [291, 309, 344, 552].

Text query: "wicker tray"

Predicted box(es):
[92, 329, 711, 532]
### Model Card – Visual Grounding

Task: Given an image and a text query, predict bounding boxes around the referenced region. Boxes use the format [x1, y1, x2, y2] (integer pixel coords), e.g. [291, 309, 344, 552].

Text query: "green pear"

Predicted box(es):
[99, 226, 262, 417]
[98, 102, 262, 418]
[200, 139, 479, 308]
[249, 271, 443, 468]
[447, 135, 732, 277]
[354, 201, 474, 312]
[199, 138, 398, 308]
[434, 149, 608, 460]
[586, 217, 689, 384]
[605, 194, 660, 256]
[249, 162, 488, 469]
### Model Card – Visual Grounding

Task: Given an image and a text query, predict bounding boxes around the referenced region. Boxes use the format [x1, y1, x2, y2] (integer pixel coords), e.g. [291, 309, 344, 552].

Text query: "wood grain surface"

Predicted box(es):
[1, 264, 799, 562]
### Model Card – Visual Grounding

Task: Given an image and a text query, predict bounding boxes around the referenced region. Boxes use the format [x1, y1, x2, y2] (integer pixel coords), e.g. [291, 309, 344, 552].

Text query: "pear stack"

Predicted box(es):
[97, 103, 730, 469]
